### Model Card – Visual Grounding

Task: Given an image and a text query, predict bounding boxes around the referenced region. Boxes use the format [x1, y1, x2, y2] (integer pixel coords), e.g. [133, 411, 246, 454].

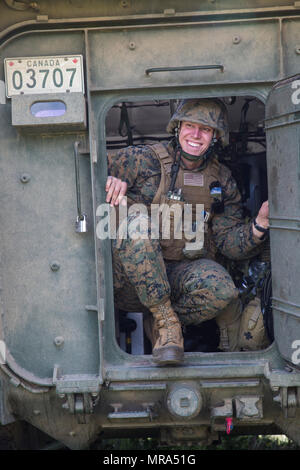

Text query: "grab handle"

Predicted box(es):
[145, 64, 224, 75]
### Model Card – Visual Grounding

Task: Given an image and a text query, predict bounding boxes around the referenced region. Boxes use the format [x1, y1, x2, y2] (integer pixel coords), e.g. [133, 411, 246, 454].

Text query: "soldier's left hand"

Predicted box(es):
[252, 200, 269, 239]
[256, 200, 269, 228]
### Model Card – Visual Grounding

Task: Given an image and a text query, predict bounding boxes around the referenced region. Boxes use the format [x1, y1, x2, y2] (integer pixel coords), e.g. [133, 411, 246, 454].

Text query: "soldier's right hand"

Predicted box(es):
[105, 176, 128, 206]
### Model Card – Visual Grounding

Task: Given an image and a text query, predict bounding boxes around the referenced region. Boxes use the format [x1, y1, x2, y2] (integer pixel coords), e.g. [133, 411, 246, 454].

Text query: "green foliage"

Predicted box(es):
[94, 435, 300, 451]
[203, 435, 300, 450]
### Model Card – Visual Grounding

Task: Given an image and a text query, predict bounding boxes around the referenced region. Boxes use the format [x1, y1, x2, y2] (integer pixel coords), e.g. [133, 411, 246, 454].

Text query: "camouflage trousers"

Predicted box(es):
[112, 213, 238, 326]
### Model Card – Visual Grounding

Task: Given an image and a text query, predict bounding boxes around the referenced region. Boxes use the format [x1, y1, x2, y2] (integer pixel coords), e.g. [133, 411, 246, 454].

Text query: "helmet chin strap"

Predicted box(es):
[181, 145, 214, 162]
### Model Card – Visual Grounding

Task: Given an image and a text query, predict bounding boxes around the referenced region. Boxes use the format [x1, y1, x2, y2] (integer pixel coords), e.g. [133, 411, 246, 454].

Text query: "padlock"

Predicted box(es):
[75, 214, 87, 233]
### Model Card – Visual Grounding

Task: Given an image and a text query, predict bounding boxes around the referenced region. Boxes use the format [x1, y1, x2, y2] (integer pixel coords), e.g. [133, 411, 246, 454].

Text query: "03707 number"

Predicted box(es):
[11, 67, 77, 90]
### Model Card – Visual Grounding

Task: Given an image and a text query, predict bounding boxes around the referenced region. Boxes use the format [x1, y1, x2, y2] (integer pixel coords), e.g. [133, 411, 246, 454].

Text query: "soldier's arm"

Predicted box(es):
[106, 145, 162, 206]
[212, 172, 268, 260]
[106, 147, 139, 206]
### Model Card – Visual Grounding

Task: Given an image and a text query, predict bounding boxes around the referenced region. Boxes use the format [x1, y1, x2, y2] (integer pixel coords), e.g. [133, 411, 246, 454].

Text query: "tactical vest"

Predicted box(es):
[150, 143, 223, 261]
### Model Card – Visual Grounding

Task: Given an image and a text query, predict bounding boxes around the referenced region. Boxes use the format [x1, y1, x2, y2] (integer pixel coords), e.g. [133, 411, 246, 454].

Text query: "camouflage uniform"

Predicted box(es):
[108, 99, 266, 329]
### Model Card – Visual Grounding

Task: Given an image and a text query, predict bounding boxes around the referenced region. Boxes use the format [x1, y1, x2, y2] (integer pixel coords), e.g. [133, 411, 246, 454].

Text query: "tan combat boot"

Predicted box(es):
[216, 298, 243, 352]
[148, 299, 184, 366]
[238, 296, 270, 351]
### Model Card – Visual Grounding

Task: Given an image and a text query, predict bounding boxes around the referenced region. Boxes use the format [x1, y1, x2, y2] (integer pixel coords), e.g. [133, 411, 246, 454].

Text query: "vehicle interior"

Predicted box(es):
[105, 96, 273, 356]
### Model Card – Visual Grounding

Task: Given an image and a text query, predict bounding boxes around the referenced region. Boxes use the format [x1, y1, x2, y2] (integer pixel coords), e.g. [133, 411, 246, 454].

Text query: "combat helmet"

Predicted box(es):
[167, 98, 229, 146]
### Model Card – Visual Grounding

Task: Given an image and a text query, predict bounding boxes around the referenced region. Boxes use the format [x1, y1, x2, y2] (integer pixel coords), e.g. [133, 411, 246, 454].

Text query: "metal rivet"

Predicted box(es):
[120, 0, 128, 6]
[129, 41, 136, 50]
[50, 261, 60, 272]
[295, 45, 300, 55]
[33, 409, 41, 416]
[20, 173, 31, 183]
[69, 431, 76, 437]
[54, 336, 64, 347]
[233, 35, 241, 44]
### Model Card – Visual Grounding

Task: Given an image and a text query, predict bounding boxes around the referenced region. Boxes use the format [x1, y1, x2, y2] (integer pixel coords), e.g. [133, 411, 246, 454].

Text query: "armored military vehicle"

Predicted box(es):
[0, 0, 299, 450]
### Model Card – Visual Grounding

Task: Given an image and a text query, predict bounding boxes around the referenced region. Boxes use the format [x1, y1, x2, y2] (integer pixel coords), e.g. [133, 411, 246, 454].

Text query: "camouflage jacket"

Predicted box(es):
[107, 141, 265, 260]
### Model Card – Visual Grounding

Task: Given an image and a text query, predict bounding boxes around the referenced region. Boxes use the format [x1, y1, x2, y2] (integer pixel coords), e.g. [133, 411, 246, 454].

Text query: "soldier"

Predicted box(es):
[106, 98, 269, 366]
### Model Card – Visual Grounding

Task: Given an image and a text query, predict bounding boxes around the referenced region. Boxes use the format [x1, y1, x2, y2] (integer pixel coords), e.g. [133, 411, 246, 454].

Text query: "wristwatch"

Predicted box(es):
[253, 217, 269, 238]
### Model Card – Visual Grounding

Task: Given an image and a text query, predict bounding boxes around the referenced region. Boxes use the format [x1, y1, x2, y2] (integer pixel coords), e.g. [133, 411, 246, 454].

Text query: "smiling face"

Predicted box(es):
[178, 121, 214, 158]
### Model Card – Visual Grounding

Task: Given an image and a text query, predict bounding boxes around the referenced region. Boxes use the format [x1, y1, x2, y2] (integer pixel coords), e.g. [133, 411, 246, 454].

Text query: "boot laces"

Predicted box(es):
[156, 304, 180, 345]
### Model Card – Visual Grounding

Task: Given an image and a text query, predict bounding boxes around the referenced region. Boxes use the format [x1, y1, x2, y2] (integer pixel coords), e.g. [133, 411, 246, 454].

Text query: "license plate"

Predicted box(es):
[4, 55, 84, 98]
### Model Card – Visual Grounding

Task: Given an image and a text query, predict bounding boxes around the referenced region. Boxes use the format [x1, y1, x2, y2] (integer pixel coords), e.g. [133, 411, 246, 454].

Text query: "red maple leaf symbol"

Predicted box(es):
[72, 58, 78, 64]
[9, 61, 14, 66]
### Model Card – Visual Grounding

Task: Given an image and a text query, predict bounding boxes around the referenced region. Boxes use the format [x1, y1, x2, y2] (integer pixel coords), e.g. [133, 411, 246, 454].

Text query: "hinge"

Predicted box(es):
[4, 0, 39, 11]
[53, 365, 101, 423]
[273, 386, 300, 418]
[60, 392, 99, 424]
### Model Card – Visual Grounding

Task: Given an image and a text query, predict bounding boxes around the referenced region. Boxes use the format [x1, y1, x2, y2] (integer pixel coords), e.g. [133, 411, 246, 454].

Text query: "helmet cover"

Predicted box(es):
[167, 98, 229, 146]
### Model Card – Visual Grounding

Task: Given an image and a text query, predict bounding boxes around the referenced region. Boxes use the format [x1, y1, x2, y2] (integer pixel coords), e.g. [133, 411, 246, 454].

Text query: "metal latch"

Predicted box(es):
[74, 141, 88, 233]
[234, 395, 263, 420]
[211, 395, 263, 431]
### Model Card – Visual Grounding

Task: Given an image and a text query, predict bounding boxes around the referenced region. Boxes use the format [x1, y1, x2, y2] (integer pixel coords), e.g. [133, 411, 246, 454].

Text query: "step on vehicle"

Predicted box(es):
[0, 0, 299, 450]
